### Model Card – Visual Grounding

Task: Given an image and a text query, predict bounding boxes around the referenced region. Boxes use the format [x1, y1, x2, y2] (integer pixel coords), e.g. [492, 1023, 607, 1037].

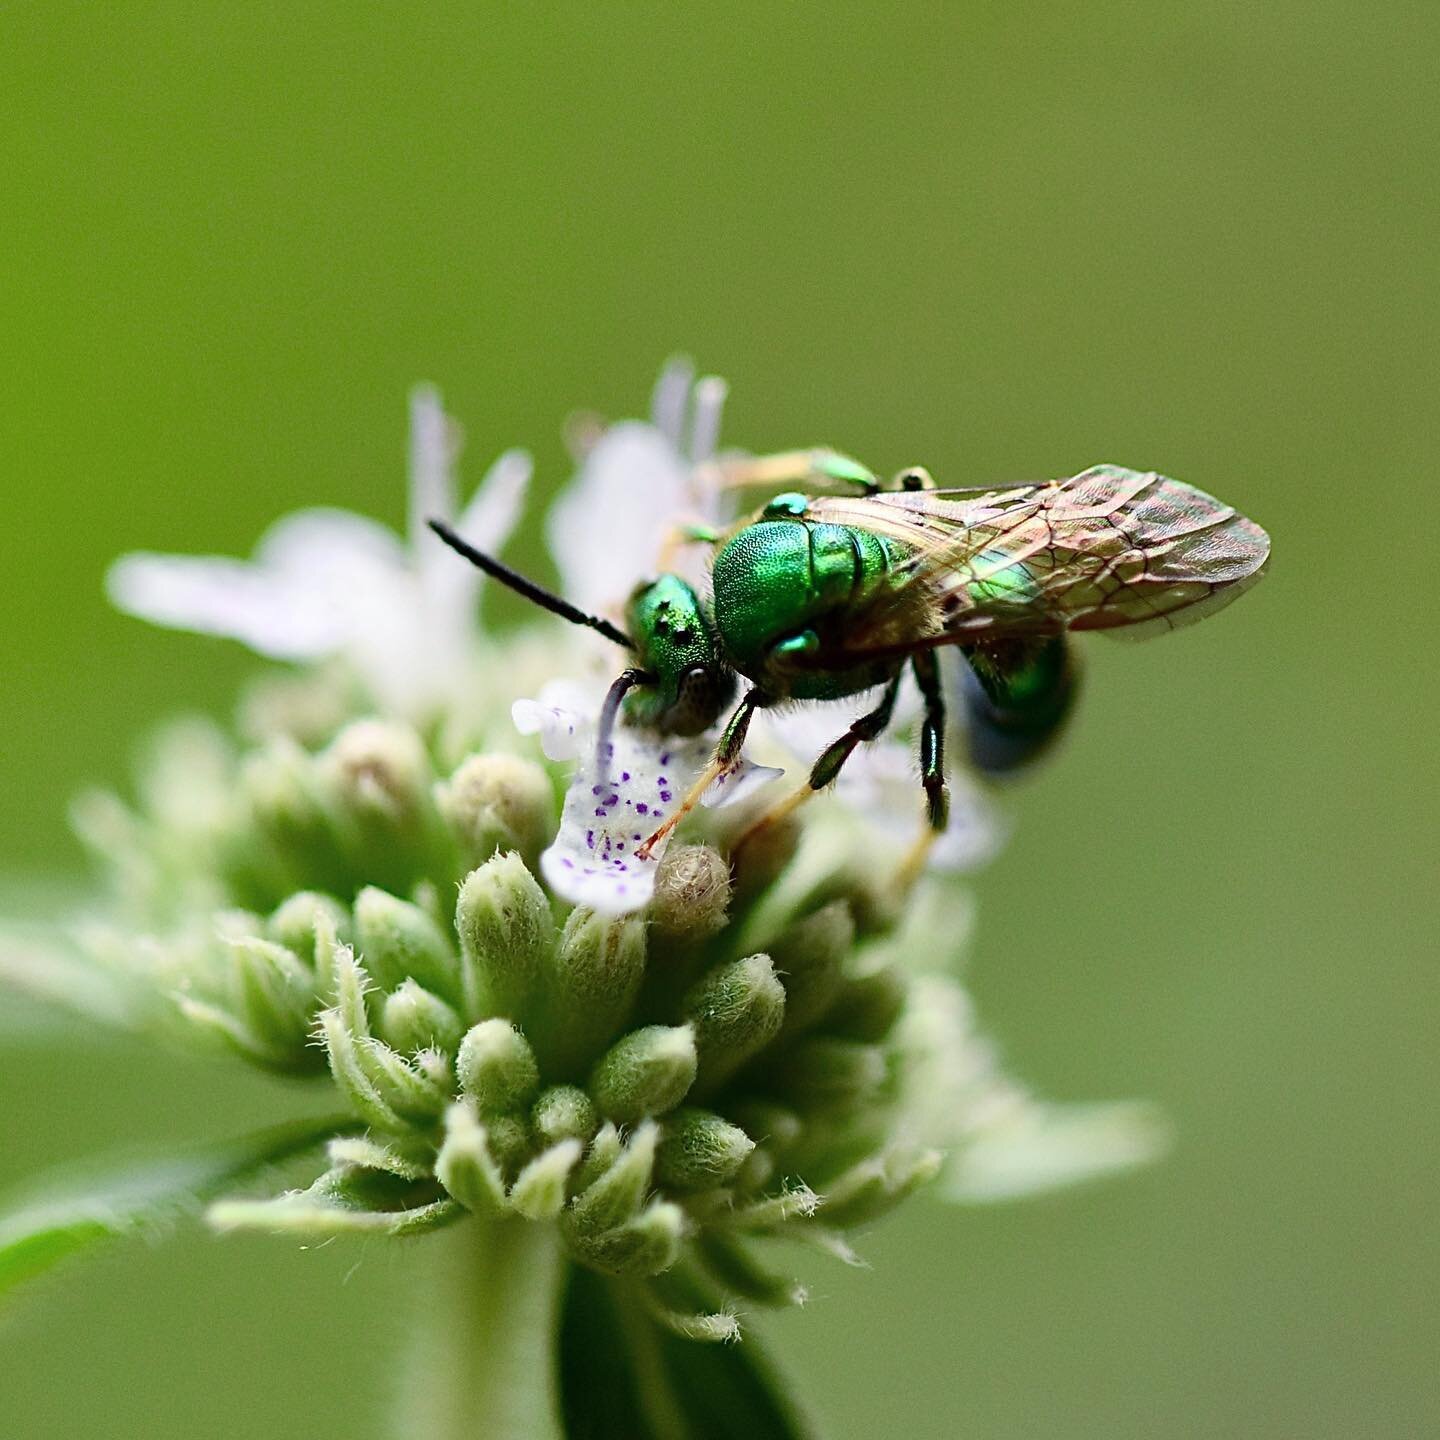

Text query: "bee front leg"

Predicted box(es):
[635, 687, 767, 859]
[710, 449, 880, 496]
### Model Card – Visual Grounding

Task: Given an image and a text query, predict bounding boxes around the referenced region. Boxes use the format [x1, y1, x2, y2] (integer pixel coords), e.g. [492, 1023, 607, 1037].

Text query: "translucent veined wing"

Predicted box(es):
[804, 465, 1270, 652]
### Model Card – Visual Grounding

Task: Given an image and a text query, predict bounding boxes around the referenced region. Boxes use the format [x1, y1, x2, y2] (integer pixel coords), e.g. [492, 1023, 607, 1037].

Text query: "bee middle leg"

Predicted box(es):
[732, 673, 904, 852]
[636, 687, 768, 859]
[896, 650, 950, 888]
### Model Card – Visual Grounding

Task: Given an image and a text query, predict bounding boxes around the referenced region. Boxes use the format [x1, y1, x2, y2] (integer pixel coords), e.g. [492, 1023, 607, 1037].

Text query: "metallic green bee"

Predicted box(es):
[430, 449, 1269, 865]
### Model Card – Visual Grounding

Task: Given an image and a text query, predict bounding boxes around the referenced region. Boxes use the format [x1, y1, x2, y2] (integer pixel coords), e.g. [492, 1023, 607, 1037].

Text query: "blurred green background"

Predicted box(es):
[2, 4, 1435, 1437]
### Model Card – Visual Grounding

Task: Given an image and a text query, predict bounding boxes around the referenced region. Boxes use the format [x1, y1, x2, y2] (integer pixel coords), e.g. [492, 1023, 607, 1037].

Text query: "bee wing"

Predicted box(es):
[807, 465, 1270, 653]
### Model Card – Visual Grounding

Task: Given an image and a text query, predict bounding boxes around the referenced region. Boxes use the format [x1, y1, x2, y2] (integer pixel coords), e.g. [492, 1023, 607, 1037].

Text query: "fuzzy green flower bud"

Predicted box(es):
[320, 719, 431, 826]
[267, 891, 351, 962]
[684, 953, 786, 1097]
[769, 900, 854, 1039]
[353, 886, 460, 1003]
[379, 979, 464, 1055]
[531, 1084, 598, 1146]
[240, 739, 335, 883]
[589, 1025, 697, 1124]
[824, 959, 908, 1042]
[648, 844, 731, 945]
[455, 854, 554, 1028]
[535, 909, 647, 1076]
[456, 1019, 540, 1116]
[225, 934, 316, 1063]
[771, 1036, 888, 1108]
[435, 1100, 507, 1216]
[435, 753, 554, 868]
[567, 1121, 659, 1238]
[656, 1109, 756, 1191]
[573, 1199, 685, 1277]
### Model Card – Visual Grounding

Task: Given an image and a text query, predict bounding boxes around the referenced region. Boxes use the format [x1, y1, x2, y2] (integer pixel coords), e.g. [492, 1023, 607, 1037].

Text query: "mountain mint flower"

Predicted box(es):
[1, 362, 1166, 1438]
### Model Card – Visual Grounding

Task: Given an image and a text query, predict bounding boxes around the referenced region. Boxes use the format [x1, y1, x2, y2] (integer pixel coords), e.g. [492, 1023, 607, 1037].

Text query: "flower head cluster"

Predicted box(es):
[2, 362, 1164, 1343]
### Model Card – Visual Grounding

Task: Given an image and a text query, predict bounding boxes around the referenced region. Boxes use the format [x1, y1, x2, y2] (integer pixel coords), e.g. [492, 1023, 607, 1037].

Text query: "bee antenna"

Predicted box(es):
[427, 518, 636, 650]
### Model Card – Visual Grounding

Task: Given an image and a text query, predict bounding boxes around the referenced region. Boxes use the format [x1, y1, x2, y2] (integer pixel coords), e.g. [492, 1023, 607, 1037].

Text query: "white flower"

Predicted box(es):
[545, 356, 730, 615]
[513, 683, 779, 915]
[107, 386, 531, 718]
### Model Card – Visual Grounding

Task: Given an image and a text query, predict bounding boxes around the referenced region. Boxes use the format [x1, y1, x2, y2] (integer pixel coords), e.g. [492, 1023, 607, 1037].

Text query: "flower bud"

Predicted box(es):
[818, 1149, 943, 1229]
[589, 1025, 697, 1124]
[435, 753, 554, 868]
[435, 1101, 508, 1216]
[567, 1120, 658, 1238]
[570, 1199, 684, 1277]
[824, 960, 908, 1042]
[353, 886, 460, 1003]
[456, 1019, 540, 1116]
[648, 844, 731, 945]
[321, 719, 431, 825]
[379, 980, 464, 1055]
[455, 854, 554, 1028]
[509, 1139, 583, 1221]
[225, 934, 316, 1061]
[726, 1100, 804, 1157]
[356, 1036, 451, 1119]
[536, 909, 647, 1076]
[531, 1085, 598, 1147]
[770, 1037, 888, 1108]
[267, 891, 351, 965]
[769, 900, 854, 1039]
[684, 954, 786, 1097]
[656, 1109, 756, 1191]
[571, 1121, 622, 1195]
[240, 739, 337, 885]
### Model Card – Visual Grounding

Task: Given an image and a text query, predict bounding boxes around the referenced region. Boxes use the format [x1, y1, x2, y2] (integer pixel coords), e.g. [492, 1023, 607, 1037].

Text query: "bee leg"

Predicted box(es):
[733, 674, 904, 854]
[896, 466, 936, 492]
[712, 449, 880, 496]
[896, 652, 949, 889]
[656, 519, 724, 570]
[636, 688, 767, 859]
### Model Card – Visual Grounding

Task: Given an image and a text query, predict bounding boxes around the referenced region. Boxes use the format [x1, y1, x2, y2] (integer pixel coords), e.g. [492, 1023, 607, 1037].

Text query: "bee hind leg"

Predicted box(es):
[732, 673, 903, 856]
[895, 651, 950, 890]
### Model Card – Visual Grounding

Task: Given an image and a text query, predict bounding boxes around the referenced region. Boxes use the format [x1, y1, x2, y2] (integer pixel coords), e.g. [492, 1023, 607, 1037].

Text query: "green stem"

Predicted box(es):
[398, 1214, 567, 1440]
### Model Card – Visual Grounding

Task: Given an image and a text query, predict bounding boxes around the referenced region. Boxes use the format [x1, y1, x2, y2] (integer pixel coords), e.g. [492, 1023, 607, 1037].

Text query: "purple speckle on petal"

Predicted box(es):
[604, 794, 619, 807]
[660, 752, 671, 766]
[636, 803, 648, 815]
[561, 858, 574, 869]
[660, 791, 672, 803]
[594, 807, 605, 818]
[621, 771, 631, 782]
[591, 785, 603, 796]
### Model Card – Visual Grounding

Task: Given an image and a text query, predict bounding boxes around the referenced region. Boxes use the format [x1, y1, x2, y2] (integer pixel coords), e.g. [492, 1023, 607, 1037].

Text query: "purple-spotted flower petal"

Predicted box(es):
[514, 689, 780, 916]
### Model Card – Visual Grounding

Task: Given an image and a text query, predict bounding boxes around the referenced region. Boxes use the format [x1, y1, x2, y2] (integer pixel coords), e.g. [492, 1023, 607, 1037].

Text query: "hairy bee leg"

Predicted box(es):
[893, 652, 949, 893]
[732, 674, 904, 855]
[656, 519, 724, 571]
[636, 688, 767, 859]
[911, 651, 950, 832]
[710, 449, 880, 496]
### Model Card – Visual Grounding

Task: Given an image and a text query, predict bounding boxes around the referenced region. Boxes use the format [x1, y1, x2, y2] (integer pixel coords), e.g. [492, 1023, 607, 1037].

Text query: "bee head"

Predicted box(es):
[623, 575, 735, 735]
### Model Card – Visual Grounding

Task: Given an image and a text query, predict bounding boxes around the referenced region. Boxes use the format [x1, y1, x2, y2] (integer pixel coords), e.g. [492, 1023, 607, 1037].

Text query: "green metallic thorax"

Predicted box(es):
[710, 495, 908, 701]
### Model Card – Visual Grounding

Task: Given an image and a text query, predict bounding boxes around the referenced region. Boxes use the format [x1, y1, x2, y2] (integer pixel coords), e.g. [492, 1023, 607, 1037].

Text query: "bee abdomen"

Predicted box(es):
[958, 636, 1078, 775]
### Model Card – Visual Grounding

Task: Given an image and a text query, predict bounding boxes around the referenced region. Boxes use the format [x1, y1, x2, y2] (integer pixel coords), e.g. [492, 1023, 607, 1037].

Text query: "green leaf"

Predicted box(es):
[0, 1116, 346, 1301]
[208, 1170, 462, 1237]
[560, 1266, 822, 1440]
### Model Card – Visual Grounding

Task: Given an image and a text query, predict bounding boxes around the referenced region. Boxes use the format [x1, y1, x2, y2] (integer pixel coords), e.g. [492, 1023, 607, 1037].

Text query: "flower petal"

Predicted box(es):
[546, 421, 692, 613]
[945, 1100, 1173, 1203]
[650, 355, 696, 449]
[518, 690, 776, 915]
